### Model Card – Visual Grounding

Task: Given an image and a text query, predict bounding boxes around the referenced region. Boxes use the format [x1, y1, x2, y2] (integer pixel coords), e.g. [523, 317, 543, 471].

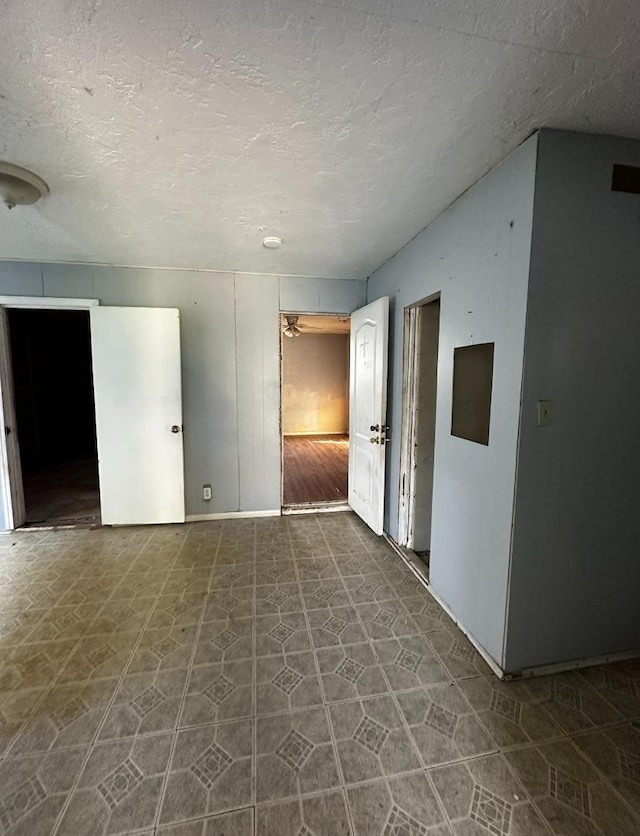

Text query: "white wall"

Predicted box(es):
[0, 263, 365, 527]
[506, 130, 640, 670]
[367, 136, 537, 665]
[282, 334, 349, 435]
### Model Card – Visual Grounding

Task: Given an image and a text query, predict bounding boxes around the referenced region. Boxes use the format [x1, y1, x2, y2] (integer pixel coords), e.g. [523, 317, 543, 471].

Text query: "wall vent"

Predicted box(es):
[611, 164, 640, 194]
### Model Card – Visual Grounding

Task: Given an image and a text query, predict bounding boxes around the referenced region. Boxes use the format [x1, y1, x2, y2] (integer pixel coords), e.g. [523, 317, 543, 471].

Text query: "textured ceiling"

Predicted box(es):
[1, 0, 640, 278]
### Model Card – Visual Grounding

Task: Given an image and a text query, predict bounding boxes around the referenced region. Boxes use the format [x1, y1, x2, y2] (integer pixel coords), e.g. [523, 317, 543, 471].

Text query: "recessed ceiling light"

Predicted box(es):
[263, 236, 282, 249]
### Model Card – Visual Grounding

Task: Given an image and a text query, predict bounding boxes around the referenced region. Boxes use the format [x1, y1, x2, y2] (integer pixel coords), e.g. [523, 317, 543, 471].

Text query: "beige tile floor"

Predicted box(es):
[0, 511, 638, 835]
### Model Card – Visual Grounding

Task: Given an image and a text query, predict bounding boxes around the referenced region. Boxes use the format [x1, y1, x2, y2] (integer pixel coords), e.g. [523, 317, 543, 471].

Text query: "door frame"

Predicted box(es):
[0, 297, 99, 530]
[279, 309, 351, 512]
[397, 293, 440, 548]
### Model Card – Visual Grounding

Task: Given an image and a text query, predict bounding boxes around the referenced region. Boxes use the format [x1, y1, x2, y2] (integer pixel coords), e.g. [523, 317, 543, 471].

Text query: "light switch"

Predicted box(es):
[537, 400, 552, 427]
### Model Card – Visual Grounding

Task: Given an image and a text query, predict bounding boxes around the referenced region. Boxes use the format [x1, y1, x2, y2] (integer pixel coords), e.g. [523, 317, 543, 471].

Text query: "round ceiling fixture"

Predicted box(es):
[262, 236, 282, 249]
[0, 162, 49, 209]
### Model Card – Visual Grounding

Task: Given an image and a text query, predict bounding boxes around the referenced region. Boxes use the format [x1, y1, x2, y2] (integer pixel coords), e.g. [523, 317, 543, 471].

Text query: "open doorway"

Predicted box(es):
[398, 296, 441, 577]
[7, 308, 100, 526]
[280, 313, 350, 508]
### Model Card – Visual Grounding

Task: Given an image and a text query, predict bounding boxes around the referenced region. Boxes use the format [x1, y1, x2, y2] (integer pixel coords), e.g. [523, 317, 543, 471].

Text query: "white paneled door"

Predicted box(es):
[90, 306, 185, 525]
[0, 309, 25, 529]
[348, 296, 389, 534]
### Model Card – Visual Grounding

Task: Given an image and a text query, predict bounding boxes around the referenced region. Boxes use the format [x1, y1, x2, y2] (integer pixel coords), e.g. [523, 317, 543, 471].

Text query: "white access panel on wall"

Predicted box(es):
[90, 306, 185, 525]
[348, 296, 389, 534]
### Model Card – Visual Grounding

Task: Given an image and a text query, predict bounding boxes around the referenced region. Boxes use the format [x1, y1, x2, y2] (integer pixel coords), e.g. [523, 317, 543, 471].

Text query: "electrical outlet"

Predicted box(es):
[203, 484, 212, 501]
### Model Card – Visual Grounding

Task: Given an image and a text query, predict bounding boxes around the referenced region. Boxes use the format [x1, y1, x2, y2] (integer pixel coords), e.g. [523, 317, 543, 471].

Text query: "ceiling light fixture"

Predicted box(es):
[263, 236, 282, 249]
[0, 162, 49, 209]
[282, 315, 302, 338]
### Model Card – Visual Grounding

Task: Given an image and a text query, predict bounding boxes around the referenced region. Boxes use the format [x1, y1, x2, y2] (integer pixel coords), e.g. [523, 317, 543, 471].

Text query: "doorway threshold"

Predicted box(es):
[393, 543, 430, 584]
[282, 501, 350, 515]
[19, 518, 102, 531]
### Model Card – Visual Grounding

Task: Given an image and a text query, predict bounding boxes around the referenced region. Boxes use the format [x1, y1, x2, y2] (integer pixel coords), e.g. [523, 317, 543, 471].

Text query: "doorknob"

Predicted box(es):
[171, 425, 181, 433]
[370, 436, 380, 444]
[370, 424, 380, 432]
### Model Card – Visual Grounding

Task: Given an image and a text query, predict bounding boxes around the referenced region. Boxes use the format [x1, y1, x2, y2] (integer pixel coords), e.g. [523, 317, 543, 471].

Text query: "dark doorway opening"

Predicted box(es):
[398, 295, 441, 580]
[411, 297, 440, 572]
[8, 309, 100, 525]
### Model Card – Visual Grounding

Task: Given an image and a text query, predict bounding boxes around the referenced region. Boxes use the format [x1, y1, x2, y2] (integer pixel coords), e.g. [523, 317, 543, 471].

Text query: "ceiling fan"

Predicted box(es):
[281, 315, 323, 338]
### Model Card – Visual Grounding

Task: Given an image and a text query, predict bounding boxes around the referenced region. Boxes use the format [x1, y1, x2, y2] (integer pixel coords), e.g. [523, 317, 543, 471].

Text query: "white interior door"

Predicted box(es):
[90, 306, 185, 525]
[348, 296, 389, 534]
[0, 309, 25, 529]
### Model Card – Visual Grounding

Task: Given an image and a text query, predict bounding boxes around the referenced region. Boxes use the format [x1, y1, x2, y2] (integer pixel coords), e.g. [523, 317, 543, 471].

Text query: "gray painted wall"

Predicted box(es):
[0, 263, 365, 526]
[367, 136, 537, 664]
[506, 130, 640, 670]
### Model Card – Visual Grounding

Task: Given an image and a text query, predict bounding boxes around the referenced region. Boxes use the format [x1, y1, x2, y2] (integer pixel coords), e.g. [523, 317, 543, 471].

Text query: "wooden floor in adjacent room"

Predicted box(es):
[283, 433, 348, 504]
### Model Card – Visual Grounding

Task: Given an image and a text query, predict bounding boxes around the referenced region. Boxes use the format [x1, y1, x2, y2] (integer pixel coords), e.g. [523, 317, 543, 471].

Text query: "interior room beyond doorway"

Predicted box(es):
[281, 313, 350, 506]
[7, 308, 100, 526]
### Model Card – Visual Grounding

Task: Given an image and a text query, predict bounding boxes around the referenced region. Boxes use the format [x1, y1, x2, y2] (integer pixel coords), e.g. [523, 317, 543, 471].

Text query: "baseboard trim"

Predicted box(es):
[515, 648, 640, 679]
[383, 533, 640, 681]
[283, 432, 349, 437]
[186, 510, 281, 522]
[383, 533, 507, 680]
